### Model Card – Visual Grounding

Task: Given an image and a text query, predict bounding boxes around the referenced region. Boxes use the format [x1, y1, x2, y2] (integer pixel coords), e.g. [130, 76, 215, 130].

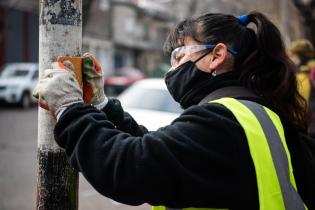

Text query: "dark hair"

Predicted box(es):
[164, 11, 310, 133]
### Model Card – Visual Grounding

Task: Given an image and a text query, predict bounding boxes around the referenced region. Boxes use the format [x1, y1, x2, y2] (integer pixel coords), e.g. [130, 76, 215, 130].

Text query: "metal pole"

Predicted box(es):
[36, 0, 82, 209]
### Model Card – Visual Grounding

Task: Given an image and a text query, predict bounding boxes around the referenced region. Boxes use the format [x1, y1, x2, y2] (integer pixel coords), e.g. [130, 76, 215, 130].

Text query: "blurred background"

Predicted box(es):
[0, 0, 314, 209]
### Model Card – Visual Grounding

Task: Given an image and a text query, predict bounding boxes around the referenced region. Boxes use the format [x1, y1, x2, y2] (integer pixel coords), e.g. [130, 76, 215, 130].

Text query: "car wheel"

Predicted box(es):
[20, 92, 31, 109]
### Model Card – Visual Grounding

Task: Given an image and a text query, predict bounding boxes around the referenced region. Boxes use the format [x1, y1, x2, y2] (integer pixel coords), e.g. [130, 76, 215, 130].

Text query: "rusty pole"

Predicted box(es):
[36, 0, 82, 209]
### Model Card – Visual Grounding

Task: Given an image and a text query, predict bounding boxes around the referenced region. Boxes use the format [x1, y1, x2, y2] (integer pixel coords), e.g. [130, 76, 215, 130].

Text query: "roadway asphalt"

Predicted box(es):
[0, 104, 149, 210]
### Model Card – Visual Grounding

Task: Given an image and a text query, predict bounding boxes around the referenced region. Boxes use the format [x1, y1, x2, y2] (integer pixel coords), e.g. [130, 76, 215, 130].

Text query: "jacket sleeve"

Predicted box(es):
[54, 102, 258, 209]
[101, 98, 149, 136]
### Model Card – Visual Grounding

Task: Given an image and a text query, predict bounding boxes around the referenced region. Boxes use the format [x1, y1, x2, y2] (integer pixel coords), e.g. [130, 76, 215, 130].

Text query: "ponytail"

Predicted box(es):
[238, 11, 310, 133]
[163, 11, 310, 133]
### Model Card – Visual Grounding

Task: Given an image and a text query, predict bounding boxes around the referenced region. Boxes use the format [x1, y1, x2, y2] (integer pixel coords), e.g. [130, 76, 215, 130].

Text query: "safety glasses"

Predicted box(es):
[170, 44, 238, 67]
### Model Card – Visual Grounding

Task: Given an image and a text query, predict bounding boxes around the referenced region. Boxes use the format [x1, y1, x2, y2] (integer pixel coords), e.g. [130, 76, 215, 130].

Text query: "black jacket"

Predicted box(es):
[54, 72, 315, 210]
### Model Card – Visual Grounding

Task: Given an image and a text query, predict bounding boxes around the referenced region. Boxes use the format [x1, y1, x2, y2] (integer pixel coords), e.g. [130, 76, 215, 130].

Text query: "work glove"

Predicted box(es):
[32, 60, 83, 119]
[82, 53, 108, 110]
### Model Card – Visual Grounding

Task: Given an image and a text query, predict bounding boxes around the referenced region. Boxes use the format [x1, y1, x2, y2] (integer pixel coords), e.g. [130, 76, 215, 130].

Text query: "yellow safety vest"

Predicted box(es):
[296, 71, 311, 102]
[153, 98, 307, 210]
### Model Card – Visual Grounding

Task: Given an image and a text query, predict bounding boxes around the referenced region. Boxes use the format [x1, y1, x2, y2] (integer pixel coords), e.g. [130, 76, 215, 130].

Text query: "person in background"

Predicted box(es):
[288, 39, 315, 137]
[33, 11, 315, 209]
[288, 39, 315, 101]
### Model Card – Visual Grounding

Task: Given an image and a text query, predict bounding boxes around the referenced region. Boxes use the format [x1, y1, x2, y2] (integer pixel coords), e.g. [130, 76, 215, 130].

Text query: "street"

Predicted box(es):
[0, 105, 149, 210]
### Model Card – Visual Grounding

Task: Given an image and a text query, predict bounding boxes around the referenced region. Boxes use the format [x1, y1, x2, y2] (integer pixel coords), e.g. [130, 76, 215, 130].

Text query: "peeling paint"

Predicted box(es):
[76, 47, 81, 56]
[40, 0, 81, 26]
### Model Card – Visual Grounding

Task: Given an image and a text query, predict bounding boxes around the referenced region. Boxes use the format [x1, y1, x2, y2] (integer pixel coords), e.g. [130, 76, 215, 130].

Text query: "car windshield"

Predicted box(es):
[1, 69, 30, 78]
[119, 86, 182, 113]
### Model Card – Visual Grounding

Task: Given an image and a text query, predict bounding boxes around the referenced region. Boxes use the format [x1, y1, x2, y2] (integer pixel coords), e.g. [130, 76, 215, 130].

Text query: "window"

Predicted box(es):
[114, 53, 125, 69]
[2, 69, 30, 78]
[32, 70, 38, 80]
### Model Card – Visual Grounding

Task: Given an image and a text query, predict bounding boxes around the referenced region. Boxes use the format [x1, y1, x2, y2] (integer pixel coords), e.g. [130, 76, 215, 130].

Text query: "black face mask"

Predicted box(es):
[164, 55, 214, 108]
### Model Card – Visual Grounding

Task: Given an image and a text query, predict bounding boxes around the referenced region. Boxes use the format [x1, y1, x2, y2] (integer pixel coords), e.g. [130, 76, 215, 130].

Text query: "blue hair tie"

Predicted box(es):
[238, 15, 249, 26]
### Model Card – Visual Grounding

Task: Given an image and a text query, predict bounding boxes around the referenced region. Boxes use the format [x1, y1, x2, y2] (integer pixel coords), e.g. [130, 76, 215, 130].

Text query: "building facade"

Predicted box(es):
[0, 0, 308, 74]
[0, 1, 39, 67]
[83, 0, 172, 76]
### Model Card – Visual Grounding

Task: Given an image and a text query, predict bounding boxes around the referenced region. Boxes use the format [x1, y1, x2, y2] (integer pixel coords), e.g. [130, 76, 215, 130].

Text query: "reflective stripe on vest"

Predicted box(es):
[152, 98, 306, 210]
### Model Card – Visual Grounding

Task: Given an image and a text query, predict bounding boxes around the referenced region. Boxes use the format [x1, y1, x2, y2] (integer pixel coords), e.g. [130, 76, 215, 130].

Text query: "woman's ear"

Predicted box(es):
[209, 43, 228, 71]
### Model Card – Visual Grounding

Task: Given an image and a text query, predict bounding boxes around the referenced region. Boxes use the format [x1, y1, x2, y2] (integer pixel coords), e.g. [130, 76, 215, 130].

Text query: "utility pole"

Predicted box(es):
[36, 0, 82, 209]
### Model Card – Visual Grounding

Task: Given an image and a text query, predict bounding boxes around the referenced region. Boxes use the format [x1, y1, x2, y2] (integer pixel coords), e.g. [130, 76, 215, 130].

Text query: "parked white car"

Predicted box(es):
[0, 63, 38, 108]
[118, 78, 183, 131]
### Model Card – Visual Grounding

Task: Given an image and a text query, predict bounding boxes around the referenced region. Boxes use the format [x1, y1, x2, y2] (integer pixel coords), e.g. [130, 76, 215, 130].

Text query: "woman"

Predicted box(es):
[34, 11, 315, 209]
[288, 39, 315, 102]
[288, 39, 315, 139]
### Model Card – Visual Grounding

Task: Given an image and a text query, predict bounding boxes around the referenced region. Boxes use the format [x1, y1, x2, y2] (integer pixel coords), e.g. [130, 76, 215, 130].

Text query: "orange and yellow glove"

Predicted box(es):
[82, 53, 108, 110]
[32, 60, 83, 119]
